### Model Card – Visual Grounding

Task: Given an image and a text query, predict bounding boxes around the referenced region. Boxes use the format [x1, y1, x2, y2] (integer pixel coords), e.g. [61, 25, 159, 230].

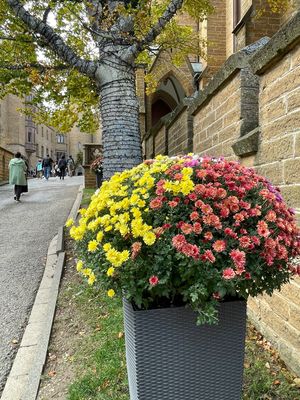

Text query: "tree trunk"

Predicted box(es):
[98, 66, 143, 180]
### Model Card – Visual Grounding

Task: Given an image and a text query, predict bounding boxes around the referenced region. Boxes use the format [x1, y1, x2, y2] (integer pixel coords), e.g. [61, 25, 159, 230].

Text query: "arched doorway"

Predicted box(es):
[150, 75, 186, 128]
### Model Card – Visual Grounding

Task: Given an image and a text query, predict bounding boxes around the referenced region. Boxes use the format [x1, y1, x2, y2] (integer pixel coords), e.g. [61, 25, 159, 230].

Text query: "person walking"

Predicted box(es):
[57, 155, 67, 180]
[42, 154, 53, 180]
[9, 152, 27, 202]
[36, 159, 43, 178]
[20, 155, 29, 195]
[67, 155, 75, 177]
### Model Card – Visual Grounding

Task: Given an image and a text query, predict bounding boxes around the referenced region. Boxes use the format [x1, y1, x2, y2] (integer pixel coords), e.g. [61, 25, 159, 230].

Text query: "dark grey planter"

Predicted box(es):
[123, 299, 247, 400]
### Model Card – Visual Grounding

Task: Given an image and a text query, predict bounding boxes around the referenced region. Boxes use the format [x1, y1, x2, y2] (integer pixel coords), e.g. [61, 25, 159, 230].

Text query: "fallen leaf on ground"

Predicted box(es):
[101, 380, 110, 389]
[48, 370, 56, 377]
[294, 378, 300, 387]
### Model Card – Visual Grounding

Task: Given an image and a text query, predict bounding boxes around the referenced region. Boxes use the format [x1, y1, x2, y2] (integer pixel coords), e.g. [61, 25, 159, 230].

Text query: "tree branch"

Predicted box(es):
[128, 0, 184, 58]
[0, 35, 33, 43]
[6, 0, 98, 79]
[85, 0, 103, 33]
[42, 6, 52, 23]
[0, 62, 70, 71]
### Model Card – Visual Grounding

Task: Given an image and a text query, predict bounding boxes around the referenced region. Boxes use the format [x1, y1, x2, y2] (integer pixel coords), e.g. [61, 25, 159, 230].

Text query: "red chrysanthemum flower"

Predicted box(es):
[149, 276, 159, 286]
[213, 240, 226, 252]
[222, 268, 236, 280]
[257, 220, 270, 237]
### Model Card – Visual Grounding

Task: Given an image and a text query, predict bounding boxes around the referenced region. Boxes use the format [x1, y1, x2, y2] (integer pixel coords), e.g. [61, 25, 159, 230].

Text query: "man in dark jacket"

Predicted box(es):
[57, 155, 67, 180]
[42, 154, 53, 180]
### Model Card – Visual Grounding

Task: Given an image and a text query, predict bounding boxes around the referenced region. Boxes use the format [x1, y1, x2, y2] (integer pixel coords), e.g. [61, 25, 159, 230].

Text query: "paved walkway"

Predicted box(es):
[0, 176, 83, 394]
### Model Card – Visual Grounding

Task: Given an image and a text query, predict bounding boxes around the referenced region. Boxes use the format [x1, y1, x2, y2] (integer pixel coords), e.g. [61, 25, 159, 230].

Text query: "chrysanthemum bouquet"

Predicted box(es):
[90, 156, 103, 174]
[67, 155, 300, 324]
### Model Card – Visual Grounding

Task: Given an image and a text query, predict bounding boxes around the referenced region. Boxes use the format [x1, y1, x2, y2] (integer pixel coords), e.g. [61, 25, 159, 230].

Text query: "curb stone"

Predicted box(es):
[0, 185, 84, 400]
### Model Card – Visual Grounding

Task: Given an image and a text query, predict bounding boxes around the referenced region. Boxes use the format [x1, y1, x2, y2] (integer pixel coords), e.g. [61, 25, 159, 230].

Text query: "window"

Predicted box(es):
[46, 148, 49, 156]
[57, 134, 65, 143]
[233, 0, 241, 27]
[41, 145, 44, 157]
[47, 130, 49, 140]
[42, 127, 44, 137]
[28, 131, 32, 142]
[36, 144, 39, 156]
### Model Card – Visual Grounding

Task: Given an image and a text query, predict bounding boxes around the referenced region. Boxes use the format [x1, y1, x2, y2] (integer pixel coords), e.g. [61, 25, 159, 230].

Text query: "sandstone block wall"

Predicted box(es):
[0, 147, 13, 183]
[142, 12, 300, 375]
[193, 74, 241, 159]
[168, 108, 192, 156]
[254, 43, 300, 213]
[83, 166, 96, 189]
[154, 124, 166, 156]
[246, 21, 300, 376]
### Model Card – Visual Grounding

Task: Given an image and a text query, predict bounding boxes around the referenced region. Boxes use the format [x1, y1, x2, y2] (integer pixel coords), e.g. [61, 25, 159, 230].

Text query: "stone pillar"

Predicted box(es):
[83, 143, 103, 189]
[0, 146, 14, 183]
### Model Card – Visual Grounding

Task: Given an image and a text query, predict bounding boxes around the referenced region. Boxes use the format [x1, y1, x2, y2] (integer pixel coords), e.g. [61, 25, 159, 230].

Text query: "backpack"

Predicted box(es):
[43, 158, 50, 167]
[58, 159, 67, 169]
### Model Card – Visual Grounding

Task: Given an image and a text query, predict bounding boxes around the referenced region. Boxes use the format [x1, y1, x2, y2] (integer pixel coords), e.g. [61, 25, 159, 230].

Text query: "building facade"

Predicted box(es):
[0, 94, 101, 175]
[142, 2, 300, 376]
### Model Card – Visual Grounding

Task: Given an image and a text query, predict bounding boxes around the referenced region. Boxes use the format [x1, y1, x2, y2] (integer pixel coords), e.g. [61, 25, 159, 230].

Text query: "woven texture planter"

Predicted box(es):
[123, 299, 247, 400]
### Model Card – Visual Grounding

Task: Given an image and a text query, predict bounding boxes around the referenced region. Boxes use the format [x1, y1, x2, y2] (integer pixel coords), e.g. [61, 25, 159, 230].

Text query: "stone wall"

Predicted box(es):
[143, 101, 193, 159]
[0, 146, 13, 183]
[83, 167, 97, 189]
[193, 74, 241, 158]
[143, 11, 300, 376]
[168, 106, 192, 156]
[246, 13, 300, 376]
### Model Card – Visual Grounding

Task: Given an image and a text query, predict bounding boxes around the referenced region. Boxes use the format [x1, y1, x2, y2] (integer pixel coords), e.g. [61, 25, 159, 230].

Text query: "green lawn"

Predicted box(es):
[66, 283, 129, 400]
[81, 188, 97, 208]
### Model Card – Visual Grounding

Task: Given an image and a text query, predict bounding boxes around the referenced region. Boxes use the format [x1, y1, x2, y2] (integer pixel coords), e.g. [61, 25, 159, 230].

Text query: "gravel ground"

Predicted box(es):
[0, 176, 82, 394]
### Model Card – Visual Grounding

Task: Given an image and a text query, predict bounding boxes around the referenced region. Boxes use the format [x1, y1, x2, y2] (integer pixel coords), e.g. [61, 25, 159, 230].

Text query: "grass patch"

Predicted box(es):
[65, 281, 129, 400]
[243, 326, 300, 399]
[81, 189, 96, 208]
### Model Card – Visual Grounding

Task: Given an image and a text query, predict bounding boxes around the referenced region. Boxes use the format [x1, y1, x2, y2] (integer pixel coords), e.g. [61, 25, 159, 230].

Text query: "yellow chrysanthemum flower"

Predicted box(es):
[107, 289, 115, 298]
[88, 240, 98, 252]
[88, 272, 96, 285]
[103, 243, 112, 251]
[76, 260, 83, 272]
[143, 231, 156, 246]
[96, 231, 104, 242]
[65, 218, 74, 228]
[82, 268, 92, 277]
[106, 249, 130, 267]
[107, 267, 115, 277]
